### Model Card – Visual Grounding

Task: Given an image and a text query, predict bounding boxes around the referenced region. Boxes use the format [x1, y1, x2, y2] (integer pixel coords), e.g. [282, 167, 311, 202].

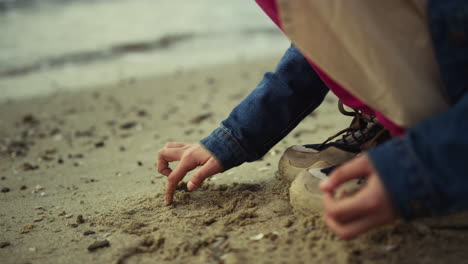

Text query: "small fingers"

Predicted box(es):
[157, 148, 185, 176]
[320, 155, 371, 192]
[187, 158, 223, 190]
[323, 188, 375, 223]
[165, 142, 186, 148]
[164, 161, 197, 205]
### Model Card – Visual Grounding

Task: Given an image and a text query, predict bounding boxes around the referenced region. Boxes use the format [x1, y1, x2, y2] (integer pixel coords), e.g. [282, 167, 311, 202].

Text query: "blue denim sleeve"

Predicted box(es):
[369, 93, 468, 220]
[200, 44, 329, 170]
[369, 0, 468, 221]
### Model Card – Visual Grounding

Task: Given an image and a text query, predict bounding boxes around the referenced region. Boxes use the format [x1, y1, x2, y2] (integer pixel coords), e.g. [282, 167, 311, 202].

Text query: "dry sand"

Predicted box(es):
[1, 57, 468, 264]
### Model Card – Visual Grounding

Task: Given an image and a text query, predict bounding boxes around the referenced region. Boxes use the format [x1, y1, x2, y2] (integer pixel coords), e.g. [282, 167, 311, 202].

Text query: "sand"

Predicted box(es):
[1, 57, 468, 264]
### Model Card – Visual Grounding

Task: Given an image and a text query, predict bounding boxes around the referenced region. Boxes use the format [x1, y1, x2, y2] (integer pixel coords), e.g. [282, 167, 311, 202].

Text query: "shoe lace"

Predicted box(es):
[318, 101, 390, 150]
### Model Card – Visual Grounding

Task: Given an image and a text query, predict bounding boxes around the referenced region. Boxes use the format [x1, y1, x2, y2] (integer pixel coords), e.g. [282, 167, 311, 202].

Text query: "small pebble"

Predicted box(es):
[64, 214, 73, 219]
[33, 216, 45, 222]
[70, 224, 78, 228]
[87, 240, 110, 252]
[83, 230, 95, 236]
[29, 247, 36, 252]
[1, 187, 10, 193]
[76, 215, 84, 224]
[19, 185, 27, 190]
[40, 192, 47, 197]
[94, 142, 105, 148]
[0, 242, 10, 248]
[384, 244, 399, 252]
[20, 224, 34, 234]
[137, 161, 143, 166]
[0, 176, 5, 180]
[35, 185, 44, 191]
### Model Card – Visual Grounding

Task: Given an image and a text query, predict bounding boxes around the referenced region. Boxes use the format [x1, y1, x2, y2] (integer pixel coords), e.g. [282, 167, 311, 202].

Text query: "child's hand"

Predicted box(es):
[319, 155, 397, 240]
[157, 142, 222, 205]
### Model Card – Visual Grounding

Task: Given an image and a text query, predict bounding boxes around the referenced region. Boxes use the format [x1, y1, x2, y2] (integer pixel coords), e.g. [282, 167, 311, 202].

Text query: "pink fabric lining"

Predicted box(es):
[255, 0, 405, 136]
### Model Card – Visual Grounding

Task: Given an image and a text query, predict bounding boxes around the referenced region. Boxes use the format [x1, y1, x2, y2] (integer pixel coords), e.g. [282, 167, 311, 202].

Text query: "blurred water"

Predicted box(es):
[0, 0, 289, 101]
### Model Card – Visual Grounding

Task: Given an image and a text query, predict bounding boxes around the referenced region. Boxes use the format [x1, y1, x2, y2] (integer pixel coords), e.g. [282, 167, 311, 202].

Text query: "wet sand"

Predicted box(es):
[1, 57, 468, 264]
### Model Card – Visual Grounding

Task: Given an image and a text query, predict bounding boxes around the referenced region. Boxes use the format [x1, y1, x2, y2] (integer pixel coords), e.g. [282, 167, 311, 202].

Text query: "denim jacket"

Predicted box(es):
[200, 0, 468, 220]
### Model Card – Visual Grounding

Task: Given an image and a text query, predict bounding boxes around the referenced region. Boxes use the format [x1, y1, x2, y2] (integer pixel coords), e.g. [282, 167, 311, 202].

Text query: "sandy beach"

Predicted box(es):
[1, 56, 468, 264]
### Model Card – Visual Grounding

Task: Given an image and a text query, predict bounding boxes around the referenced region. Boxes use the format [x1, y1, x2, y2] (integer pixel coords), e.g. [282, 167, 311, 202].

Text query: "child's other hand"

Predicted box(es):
[157, 142, 222, 205]
[319, 155, 397, 240]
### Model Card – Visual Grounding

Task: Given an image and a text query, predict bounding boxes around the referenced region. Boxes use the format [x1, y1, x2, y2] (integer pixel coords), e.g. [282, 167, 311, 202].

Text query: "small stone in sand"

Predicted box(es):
[33, 216, 45, 222]
[83, 230, 95, 236]
[94, 142, 105, 148]
[20, 224, 34, 234]
[29, 247, 36, 252]
[35, 185, 44, 191]
[64, 214, 73, 219]
[119, 146, 126, 152]
[76, 215, 85, 224]
[20, 163, 39, 171]
[0, 242, 11, 248]
[1, 177, 5, 180]
[1, 187, 10, 193]
[87, 240, 110, 252]
[190, 113, 213, 124]
[137, 161, 143, 166]
[40, 192, 47, 197]
[19, 185, 27, 190]
[120, 121, 137, 130]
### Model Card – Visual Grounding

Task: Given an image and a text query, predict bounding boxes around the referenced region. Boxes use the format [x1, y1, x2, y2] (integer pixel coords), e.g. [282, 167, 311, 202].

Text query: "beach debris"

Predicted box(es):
[190, 112, 213, 124]
[3, 140, 30, 157]
[249, 233, 264, 241]
[22, 114, 40, 126]
[20, 162, 39, 171]
[94, 142, 105, 148]
[203, 217, 216, 226]
[120, 121, 137, 130]
[269, 149, 280, 156]
[83, 230, 96, 236]
[33, 216, 45, 222]
[75, 128, 95, 137]
[1, 187, 10, 193]
[88, 240, 110, 252]
[20, 224, 34, 234]
[19, 185, 27, 190]
[384, 244, 399, 252]
[0, 242, 10, 248]
[68, 153, 84, 159]
[249, 232, 279, 241]
[137, 110, 148, 117]
[76, 214, 85, 224]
